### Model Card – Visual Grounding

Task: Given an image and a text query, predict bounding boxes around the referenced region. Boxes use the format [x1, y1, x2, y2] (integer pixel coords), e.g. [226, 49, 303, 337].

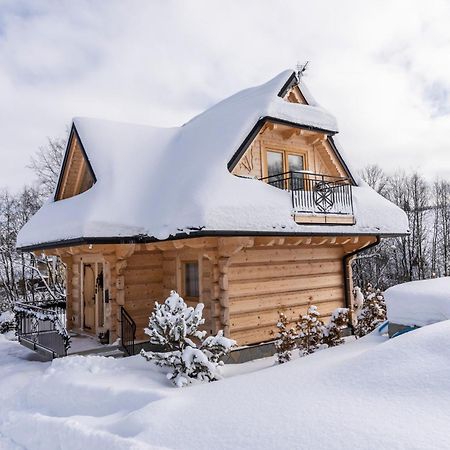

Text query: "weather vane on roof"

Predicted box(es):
[296, 61, 309, 82]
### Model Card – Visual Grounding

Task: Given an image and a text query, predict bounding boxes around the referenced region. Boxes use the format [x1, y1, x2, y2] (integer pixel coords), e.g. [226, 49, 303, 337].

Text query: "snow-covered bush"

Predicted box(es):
[275, 312, 297, 364]
[322, 308, 349, 347]
[353, 286, 364, 310]
[140, 291, 235, 387]
[354, 284, 386, 338]
[275, 306, 350, 362]
[0, 310, 15, 334]
[297, 306, 324, 356]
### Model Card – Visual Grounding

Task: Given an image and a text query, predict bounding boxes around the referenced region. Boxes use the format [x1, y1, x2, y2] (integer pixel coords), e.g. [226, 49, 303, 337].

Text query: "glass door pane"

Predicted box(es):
[267, 151, 284, 189]
[288, 154, 304, 190]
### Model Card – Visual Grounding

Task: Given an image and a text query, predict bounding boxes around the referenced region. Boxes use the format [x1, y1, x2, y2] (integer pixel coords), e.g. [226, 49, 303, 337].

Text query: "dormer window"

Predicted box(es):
[265, 149, 306, 189]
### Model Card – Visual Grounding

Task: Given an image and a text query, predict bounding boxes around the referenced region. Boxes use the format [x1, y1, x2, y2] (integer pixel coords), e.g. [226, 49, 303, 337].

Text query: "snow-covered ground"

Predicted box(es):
[1, 323, 450, 450]
[386, 277, 450, 327]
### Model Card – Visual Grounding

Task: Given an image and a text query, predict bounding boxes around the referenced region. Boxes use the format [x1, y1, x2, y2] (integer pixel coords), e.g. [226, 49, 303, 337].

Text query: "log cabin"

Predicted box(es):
[16, 69, 408, 359]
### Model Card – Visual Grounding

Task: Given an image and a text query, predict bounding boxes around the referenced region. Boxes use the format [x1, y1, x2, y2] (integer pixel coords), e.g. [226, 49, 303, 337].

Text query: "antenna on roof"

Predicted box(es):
[296, 61, 309, 82]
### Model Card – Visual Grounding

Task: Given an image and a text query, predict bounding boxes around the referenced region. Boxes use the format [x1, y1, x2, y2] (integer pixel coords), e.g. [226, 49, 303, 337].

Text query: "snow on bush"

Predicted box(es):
[353, 286, 364, 310]
[322, 308, 349, 347]
[141, 291, 235, 387]
[354, 284, 386, 338]
[297, 305, 324, 356]
[275, 312, 297, 364]
[275, 305, 350, 362]
[0, 310, 15, 334]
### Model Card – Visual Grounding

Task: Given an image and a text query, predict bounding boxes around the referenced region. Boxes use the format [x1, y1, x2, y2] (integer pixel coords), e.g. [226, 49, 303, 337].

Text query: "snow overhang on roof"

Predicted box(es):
[16, 70, 409, 250]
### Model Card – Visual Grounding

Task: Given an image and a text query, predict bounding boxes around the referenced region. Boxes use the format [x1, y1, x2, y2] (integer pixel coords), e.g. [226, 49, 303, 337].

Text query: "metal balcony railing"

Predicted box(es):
[260, 171, 354, 216]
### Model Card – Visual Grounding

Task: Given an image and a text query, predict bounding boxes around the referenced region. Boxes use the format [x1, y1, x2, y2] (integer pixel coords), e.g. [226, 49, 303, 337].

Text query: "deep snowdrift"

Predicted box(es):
[385, 277, 450, 326]
[2, 321, 450, 449]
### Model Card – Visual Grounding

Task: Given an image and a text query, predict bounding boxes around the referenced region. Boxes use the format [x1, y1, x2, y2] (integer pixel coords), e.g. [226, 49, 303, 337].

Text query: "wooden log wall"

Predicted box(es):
[47, 236, 376, 349]
[64, 255, 81, 330]
[227, 245, 346, 346]
[123, 249, 164, 341]
[160, 245, 217, 336]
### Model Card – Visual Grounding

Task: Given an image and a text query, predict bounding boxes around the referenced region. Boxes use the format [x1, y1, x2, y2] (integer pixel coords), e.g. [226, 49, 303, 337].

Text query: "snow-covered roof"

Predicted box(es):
[17, 70, 409, 249]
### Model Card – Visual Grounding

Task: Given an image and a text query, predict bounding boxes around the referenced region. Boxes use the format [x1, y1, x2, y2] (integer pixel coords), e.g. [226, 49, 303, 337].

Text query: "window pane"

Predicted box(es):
[267, 151, 283, 177]
[184, 262, 199, 298]
[288, 154, 303, 172]
[267, 151, 284, 189]
[288, 154, 304, 190]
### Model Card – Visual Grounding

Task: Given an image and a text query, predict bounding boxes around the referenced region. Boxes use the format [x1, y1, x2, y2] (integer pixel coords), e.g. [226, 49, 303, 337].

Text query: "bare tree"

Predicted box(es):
[359, 164, 389, 196]
[431, 180, 450, 277]
[28, 136, 66, 198]
[1, 133, 68, 315]
[353, 167, 435, 290]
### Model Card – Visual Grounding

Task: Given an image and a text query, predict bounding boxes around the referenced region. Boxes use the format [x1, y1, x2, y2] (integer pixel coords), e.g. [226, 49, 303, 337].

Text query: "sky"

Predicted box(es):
[0, 0, 449, 191]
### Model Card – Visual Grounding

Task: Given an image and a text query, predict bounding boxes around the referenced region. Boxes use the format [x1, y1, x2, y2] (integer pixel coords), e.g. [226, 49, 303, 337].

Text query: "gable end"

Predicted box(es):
[278, 71, 308, 104]
[277, 71, 298, 98]
[327, 136, 356, 185]
[228, 117, 337, 172]
[54, 124, 96, 201]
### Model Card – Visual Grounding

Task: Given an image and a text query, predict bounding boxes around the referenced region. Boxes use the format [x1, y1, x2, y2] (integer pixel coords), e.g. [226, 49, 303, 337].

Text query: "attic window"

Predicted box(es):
[183, 262, 199, 299]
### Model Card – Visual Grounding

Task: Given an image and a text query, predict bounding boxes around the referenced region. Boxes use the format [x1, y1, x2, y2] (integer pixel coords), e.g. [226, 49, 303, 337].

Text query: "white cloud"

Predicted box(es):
[0, 0, 449, 191]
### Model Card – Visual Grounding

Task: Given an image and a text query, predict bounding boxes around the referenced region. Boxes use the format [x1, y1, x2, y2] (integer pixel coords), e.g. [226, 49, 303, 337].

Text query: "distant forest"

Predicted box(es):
[0, 135, 448, 312]
[353, 165, 450, 289]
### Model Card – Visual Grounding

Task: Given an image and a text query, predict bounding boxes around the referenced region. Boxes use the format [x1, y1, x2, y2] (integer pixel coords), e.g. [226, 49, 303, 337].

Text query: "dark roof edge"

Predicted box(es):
[327, 136, 357, 185]
[54, 123, 97, 201]
[277, 71, 298, 98]
[18, 229, 409, 252]
[227, 116, 337, 171]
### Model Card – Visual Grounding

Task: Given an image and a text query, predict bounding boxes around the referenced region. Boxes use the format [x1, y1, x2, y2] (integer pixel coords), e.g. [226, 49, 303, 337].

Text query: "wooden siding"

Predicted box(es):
[123, 250, 164, 341]
[232, 121, 347, 180]
[161, 246, 217, 336]
[56, 132, 95, 201]
[48, 236, 377, 349]
[284, 85, 307, 104]
[227, 245, 345, 346]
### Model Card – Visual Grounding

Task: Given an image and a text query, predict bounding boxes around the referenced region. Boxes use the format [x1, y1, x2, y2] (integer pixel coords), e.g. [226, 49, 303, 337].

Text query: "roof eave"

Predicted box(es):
[17, 229, 409, 252]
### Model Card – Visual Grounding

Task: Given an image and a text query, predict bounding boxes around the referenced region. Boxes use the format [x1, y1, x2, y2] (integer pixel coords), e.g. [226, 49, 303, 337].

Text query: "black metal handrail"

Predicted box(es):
[15, 300, 70, 358]
[120, 306, 136, 356]
[260, 170, 354, 215]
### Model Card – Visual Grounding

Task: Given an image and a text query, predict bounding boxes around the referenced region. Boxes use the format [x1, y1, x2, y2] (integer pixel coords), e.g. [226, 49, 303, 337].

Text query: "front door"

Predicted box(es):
[82, 262, 106, 334]
[83, 264, 96, 331]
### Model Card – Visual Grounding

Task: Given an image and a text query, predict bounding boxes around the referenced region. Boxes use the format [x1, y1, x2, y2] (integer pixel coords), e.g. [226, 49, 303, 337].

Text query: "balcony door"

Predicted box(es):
[266, 150, 305, 189]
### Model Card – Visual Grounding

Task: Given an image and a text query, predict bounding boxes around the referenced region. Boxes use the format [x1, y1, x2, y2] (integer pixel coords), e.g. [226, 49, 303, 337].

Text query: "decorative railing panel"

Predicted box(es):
[260, 171, 354, 216]
[15, 300, 70, 358]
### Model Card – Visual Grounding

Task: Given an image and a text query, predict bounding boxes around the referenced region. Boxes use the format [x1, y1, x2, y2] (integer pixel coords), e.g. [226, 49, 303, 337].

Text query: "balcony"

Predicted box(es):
[260, 171, 355, 224]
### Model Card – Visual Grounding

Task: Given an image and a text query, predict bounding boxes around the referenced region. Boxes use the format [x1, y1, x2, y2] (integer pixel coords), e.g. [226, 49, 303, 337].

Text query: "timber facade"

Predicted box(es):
[50, 234, 375, 347]
[17, 69, 406, 358]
